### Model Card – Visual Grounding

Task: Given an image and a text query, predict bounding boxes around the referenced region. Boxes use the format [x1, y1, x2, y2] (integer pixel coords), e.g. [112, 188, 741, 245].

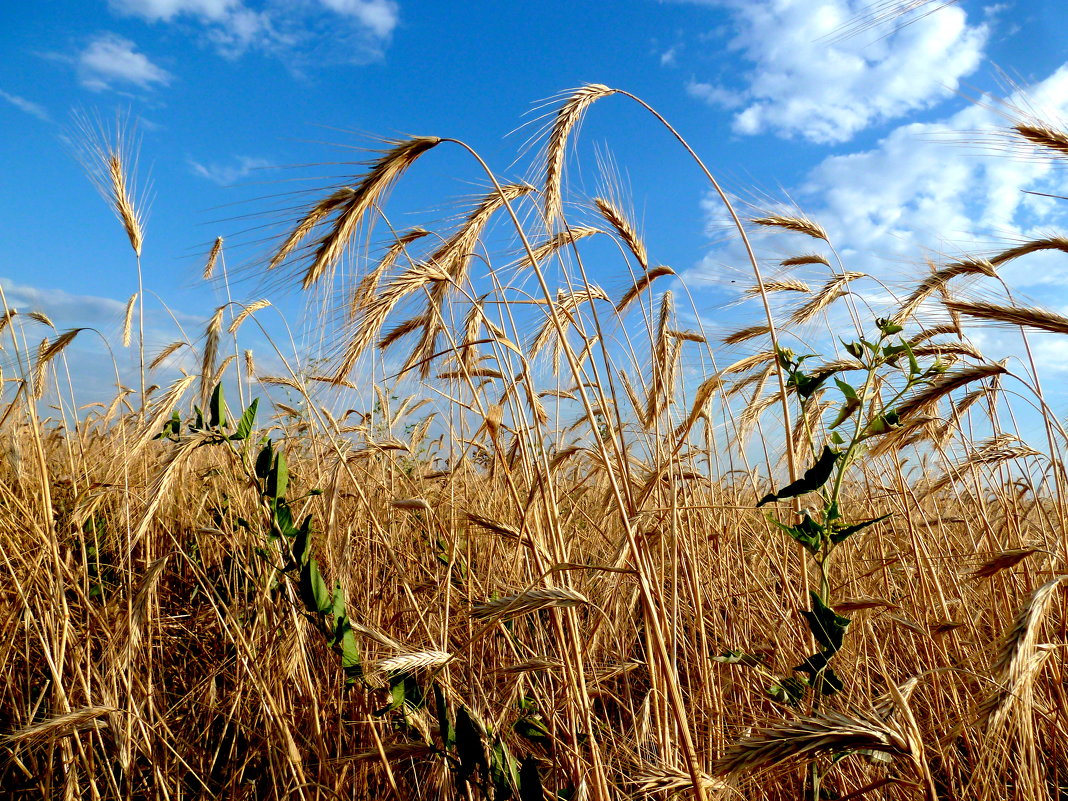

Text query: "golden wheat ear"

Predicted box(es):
[544, 85, 617, 226]
[269, 137, 441, 291]
[752, 213, 829, 241]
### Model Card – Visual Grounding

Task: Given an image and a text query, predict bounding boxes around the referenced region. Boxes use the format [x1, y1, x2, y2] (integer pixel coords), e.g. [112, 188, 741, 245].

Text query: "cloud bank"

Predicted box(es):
[686, 0, 988, 144]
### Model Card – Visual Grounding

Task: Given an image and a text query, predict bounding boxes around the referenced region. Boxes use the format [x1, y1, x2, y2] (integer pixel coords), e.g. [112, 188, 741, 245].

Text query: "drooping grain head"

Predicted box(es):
[544, 85, 617, 227]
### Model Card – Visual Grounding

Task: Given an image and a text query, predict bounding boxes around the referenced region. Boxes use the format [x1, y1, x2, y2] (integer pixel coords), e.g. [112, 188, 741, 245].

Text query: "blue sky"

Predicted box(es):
[3, 0, 1068, 422]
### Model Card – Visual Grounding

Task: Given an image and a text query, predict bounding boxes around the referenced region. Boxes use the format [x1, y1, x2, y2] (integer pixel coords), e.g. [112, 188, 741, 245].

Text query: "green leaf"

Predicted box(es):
[300, 558, 332, 613]
[767, 676, 808, 707]
[790, 370, 828, 400]
[800, 592, 851, 654]
[209, 382, 226, 429]
[829, 513, 891, 545]
[712, 649, 768, 668]
[455, 706, 487, 785]
[267, 450, 288, 500]
[334, 618, 361, 680]
[904, 341, 920, 377]
[877, 317, 904, 336]
[255, 440, 273, 481]
[862, 409, 901, 438]
[514, 714, 551, 745]
[769, 514, 823, 554]
[834, 378, 858, 401]
[230, 398, 258, 441]
[519, 757, 544, 801]
[843, 341, 864, 360]
[757, 445, 840, 507]
[490, 737, 519, 800]
[434, 683, 455, 750]
[273, 500, 298, 540]
[794, 655, 845, 695]
[828, 397, 861, 430]
[292, 514, 313, 564]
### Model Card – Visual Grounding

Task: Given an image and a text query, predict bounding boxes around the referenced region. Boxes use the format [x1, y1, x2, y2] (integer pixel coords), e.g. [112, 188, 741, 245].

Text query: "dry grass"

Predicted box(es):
[3, 87, 1068, 801]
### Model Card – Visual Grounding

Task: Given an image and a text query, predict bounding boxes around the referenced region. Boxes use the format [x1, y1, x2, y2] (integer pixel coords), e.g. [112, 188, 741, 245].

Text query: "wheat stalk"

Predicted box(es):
[945, 299, 1068, 336]
[200, 305, 225, 407]
[594, 197, 648, 268]
[149, 341, 187, 370]
[545, 85, 617, 226]
[227, 299, 271, 336]
[752, 214, 829, 241]
[203, 236, 223, 280]
[615, 265, 675, 315]
[1013, 122, 1068, 156]
[978, 575, 1068, 729]
[516, 226, 601, 269]
[122, 293, 137, 347]
[32, 329, 82, 399]
[713, 711, 910, 776]
[373, 650, 451, 676]
[470, 587, 590, 621]
[788, 272, 865, 326]
[896, 362, 1007, 420]
[4, 706, 117, 747]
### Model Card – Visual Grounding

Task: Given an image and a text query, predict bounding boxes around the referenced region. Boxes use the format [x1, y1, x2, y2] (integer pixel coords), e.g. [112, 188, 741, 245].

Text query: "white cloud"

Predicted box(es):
[686, 79, 743, 109]
[0, 89, 51, 122]
[108, 0, 240, 21]
[316, 0, 399, 38]
[688, 0, 987, 143]
[797, 66, 1068, 287]
[107, 0, 398, 64]
[0, 278, 127, 324]
[688, 64, 1068, 389]
[189, 155, 274, 184]
[78, 33, 172, 92]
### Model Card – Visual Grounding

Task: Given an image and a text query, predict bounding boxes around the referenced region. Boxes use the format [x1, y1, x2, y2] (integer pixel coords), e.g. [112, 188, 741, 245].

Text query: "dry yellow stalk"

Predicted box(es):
[722, 323, 771, 346]
[227, 299, 270, 335]
[121, 293, 137, 347]
[788, 271, 865, 326]
[594, 197, 648, 268]
[752, 213, 829, 241]
[742, 278, 811, 297]
[615, 265, 675, 315]
[200, 305, 226, 406]
[32, 329, 82, 399]
[945, 299, 1068, 336]
[517, 226, 600, 269]
[149, 341, 186, 370]
[203, 236, 223, 280]
[545, 85, 617, 226]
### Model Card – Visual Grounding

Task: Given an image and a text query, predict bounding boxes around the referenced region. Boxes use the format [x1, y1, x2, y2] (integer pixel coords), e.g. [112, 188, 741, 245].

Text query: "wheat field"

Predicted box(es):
[1, 85, 1066, 801]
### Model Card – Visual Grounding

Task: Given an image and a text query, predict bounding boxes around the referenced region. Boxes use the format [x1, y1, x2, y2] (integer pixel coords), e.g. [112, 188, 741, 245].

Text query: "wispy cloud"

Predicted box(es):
[683, 0, 987, 144]
[188, 155, 274, 185]
[688, 64, 1068, 337]
[108, 0, 400, 66]
[78, 33, 173, 92]
[0, 278, 127, 326]
[0, 89, 51, 122]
